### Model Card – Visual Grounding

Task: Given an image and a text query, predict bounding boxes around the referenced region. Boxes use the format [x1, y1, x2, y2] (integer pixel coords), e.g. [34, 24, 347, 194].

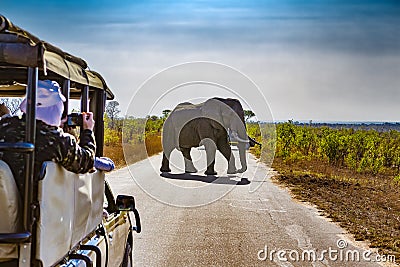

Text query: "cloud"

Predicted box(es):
[2, 0, 400, 121]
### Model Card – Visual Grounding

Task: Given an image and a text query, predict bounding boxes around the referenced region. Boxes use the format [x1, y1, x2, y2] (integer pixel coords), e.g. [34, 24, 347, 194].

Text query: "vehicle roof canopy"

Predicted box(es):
[0, 15, 114, 99]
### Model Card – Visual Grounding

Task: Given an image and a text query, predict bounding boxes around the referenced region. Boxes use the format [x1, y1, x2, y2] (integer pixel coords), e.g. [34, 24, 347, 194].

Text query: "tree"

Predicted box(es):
[244, 110, 256, 122]
[162, 109, 171, 118]
[0, 98, 23, 115]
[105, 100, 121, 129]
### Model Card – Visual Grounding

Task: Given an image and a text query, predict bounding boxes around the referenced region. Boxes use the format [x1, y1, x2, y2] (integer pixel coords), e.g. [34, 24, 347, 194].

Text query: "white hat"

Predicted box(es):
[20, 80, 66, 127]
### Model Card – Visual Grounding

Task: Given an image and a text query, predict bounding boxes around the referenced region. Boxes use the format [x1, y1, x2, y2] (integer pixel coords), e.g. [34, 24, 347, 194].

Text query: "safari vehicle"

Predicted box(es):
[0, 15, 140, 267]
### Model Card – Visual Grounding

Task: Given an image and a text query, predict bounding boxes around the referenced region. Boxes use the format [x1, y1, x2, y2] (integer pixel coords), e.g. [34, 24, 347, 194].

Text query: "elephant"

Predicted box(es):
[160, 97, 251, 175]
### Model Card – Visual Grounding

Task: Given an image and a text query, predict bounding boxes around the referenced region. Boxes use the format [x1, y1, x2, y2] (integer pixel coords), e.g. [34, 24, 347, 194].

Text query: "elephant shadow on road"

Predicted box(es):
[160, 172, 250, 185]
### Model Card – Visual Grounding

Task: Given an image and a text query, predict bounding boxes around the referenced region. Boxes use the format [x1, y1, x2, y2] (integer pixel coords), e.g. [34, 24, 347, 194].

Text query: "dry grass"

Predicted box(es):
[104, 133, 163, 169]
[271, 157, 400, 263]
[145, 133, 163, 157]
[103, 143, 126, 169]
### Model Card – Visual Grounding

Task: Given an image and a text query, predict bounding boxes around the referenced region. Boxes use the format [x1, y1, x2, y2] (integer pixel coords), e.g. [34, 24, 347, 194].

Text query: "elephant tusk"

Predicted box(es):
[236, 137, 249, 143]
[230, 131, 249, 143]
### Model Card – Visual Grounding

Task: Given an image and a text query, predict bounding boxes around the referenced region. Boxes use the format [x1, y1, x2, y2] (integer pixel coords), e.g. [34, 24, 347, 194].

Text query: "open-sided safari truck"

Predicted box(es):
[0, 15, 140, 267]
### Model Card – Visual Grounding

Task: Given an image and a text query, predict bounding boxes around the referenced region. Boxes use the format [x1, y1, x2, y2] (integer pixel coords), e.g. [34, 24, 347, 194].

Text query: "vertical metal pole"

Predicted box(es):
[21, 67, 37, 267]
[62, 79, 70, 118]
[80, 85, 90, 139]
[95, 91, 106, 157]
[24, 67, 37, 231]
[81, 85, 89, 113]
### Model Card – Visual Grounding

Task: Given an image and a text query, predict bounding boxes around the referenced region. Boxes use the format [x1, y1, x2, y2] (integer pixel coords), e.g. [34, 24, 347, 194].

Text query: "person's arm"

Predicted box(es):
[58, 130, 96, 173]
[56, 112, 96, 173]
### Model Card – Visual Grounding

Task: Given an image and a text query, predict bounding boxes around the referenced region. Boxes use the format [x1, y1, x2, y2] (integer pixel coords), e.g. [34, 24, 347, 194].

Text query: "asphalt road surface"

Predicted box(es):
[107, 148, 388, 267]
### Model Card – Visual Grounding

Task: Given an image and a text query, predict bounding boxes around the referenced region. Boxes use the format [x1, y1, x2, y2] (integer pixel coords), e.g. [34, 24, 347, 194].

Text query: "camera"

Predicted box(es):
[67, 113, 83, 127]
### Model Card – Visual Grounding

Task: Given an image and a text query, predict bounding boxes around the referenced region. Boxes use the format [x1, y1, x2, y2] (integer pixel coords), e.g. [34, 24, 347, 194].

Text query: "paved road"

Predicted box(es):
[107, 148, 386, 267]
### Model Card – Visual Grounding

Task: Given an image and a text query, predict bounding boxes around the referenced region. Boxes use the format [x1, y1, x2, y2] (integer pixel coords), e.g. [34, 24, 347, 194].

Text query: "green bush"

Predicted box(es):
[267, 122, 400, 176]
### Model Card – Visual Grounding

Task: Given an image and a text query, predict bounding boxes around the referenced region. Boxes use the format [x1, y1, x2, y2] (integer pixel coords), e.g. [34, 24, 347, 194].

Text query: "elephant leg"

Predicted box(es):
[201, 138, 217, 175]
[160, 148, 173, 172]
[218, 138, 237, 174]
[181, 147, 198, 173]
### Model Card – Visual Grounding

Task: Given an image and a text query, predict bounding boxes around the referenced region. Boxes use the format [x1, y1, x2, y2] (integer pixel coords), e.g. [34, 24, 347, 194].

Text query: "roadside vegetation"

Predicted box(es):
[103, 101, 399, 263]
[103, 101, 164, 168]
[248, 121, 400, 263]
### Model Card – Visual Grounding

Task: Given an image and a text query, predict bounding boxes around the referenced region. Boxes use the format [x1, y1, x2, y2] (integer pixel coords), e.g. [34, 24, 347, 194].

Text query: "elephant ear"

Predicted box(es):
[201, 98, 226, 126]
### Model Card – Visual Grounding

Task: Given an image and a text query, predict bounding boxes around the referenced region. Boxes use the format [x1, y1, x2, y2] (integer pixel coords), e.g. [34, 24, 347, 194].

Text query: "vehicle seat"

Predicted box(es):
[0, 160, 22, 262]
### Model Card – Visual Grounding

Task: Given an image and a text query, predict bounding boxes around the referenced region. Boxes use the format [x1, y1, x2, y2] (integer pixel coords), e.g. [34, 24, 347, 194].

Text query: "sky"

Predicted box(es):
[2, 0, 400, 122]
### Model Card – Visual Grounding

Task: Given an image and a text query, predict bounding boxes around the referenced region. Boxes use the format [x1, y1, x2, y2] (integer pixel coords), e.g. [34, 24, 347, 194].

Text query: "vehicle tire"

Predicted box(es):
[121, 242, 133, 267]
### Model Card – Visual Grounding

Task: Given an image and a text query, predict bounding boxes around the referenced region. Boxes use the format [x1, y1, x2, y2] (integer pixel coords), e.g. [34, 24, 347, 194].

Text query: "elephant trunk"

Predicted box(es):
[231, 125, 248, 173]
[237, 141, 247, 173]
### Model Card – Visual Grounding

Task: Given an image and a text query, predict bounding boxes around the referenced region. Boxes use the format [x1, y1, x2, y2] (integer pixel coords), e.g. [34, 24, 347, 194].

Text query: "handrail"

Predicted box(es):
[0, 142, 34, 152]
[0, 232, 31, 243]
[80, 245, 101, 267]
[69, 254, 93, 267]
